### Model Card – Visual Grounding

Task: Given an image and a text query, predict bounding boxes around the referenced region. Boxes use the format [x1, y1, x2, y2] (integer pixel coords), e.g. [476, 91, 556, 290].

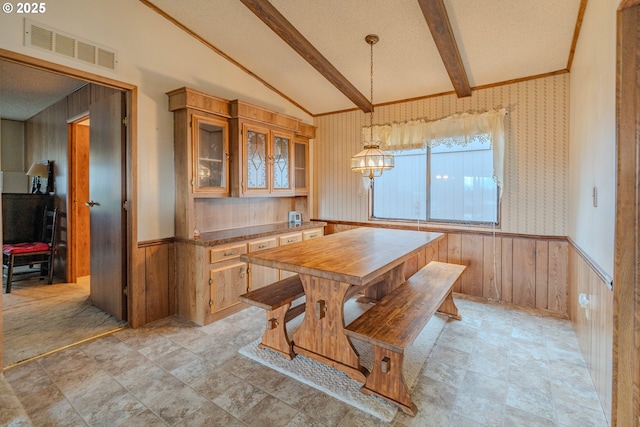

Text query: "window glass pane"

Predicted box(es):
[429, 144, 497, 223]
[371, 136, 498, 225]
[372, 148, 427, 221]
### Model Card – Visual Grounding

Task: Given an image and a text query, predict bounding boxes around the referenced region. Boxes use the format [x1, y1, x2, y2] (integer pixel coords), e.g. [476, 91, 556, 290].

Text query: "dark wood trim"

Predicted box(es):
[566, 0, 589, 71]
[313, 69, 569, 118]
[138, 0, 313, 117]
[614, 2, 640, 425]
[568, 237, 614, 289]
[317, 219, 567, 241]
[239, 0, 372, 113]
[138, 237, 175, 248]
[417, 0, 471, 98]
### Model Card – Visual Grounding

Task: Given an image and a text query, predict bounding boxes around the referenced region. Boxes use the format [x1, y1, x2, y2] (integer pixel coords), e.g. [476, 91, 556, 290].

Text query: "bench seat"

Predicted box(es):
[345, 261, 466, 416]
[240, 274, 305, 359]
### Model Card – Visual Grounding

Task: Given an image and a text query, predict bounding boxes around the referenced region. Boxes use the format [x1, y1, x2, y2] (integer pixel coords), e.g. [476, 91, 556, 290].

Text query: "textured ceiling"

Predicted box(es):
[146, 0, 583, 115]
[0, 61, 87, 121]
[1, 0, 584, 120]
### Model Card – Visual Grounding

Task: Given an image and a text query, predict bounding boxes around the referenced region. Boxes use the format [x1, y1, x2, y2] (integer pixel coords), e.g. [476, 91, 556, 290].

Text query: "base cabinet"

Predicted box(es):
[209, 260, 247, 314]
[176, 226, 325, 325]
[248, 237, 279, 291]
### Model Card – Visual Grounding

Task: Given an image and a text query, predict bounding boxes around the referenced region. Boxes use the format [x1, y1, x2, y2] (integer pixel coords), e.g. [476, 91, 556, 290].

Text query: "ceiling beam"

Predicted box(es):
[239, 0, 373, 113]
[418, 0, 471, 98]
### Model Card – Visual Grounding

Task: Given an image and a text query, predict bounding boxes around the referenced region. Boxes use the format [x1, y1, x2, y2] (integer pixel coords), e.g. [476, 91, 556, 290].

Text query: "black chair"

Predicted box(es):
[3, 208, 57, 293]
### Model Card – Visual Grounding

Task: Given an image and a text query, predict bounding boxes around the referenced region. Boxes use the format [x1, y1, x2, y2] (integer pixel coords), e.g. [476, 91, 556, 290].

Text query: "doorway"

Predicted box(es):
[69, 117, 91, 283]
[0, 51, 137, 368]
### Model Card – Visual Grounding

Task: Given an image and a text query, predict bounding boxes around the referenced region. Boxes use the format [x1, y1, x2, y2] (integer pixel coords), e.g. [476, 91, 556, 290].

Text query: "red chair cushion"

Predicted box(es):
[3, 242, 50, 255]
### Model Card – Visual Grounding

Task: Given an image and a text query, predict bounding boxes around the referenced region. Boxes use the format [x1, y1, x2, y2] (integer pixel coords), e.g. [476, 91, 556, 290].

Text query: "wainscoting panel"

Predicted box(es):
[567, 242, 613, 425]
[137, 239, 176, 325]
[441, 233, 567, 312]
[323, 222, 568, 313]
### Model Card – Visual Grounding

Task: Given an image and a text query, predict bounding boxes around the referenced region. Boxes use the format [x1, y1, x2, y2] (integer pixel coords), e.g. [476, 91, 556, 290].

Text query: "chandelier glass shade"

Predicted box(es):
[350, 144, 394, 179]
[351, 34, 394, 180]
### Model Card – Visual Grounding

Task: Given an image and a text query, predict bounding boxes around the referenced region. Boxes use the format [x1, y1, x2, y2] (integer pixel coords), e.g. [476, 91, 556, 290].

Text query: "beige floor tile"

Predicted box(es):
[5, 294, 609, 427]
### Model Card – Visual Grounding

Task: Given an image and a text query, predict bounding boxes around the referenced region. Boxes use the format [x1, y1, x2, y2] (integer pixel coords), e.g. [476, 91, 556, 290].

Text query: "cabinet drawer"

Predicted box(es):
[279, 232, 302, 246]
[248, 237, 277, 252]
[210, 243, 247, 262]
[303, 228, 324, 240]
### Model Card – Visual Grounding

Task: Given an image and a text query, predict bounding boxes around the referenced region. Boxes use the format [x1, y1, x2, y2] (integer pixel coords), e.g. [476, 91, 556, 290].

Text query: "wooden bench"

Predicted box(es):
[240, 274, 306, 359]
[345, 261, 466, 416]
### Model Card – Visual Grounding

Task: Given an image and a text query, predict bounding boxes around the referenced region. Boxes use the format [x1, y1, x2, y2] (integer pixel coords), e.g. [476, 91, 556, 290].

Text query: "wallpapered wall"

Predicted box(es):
[313, 73, 569, 236]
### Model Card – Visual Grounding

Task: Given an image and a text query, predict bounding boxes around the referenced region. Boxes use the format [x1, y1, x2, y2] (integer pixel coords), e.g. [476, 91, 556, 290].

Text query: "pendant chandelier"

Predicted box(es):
[350, 34, 394, 180]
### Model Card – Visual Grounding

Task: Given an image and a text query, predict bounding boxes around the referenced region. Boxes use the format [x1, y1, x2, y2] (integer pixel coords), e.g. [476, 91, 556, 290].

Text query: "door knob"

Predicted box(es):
[85, 200, 100, 207]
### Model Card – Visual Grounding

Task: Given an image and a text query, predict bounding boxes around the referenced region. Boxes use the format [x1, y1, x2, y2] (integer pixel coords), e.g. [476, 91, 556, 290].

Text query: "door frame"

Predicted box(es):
[0, 48, 139, 326]
[614, 2, 640, 424]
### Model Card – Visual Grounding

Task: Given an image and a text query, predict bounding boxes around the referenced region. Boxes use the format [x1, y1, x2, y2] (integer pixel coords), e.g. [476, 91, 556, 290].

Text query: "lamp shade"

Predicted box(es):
[350, 145, 394, 179]
[26, 162, 48, 177]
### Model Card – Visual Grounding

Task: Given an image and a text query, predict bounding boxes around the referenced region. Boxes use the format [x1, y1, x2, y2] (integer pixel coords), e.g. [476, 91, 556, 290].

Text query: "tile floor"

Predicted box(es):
[4, 295, 608, 426]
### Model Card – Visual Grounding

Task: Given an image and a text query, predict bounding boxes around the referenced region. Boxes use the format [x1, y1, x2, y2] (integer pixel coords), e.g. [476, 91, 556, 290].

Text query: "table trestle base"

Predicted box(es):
[361, 345, 418, 415]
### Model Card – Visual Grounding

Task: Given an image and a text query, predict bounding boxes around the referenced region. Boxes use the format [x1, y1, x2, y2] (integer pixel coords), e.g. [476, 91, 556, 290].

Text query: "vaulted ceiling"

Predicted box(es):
[0, 0, 586, 121]
[144, 0, 586, 116]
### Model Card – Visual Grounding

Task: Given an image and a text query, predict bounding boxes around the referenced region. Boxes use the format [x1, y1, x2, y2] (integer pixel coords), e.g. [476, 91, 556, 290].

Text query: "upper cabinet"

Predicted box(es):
[193, 115, 229, 194]
[239, 123, 294, 196]
[168, 87, 315, 237]
[294, 138, 309, 195]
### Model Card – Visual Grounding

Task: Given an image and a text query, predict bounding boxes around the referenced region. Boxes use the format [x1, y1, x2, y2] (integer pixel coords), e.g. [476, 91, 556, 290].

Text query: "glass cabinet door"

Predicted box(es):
[193, 115, 228, 194]
[294, 140, 308, 194]
[272, 133, 291, 190]
[245, 125, 269, 191]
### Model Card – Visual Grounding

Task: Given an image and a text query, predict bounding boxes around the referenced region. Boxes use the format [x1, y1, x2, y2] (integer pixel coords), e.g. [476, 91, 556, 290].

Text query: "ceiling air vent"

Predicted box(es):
[24, 19, 117, 71]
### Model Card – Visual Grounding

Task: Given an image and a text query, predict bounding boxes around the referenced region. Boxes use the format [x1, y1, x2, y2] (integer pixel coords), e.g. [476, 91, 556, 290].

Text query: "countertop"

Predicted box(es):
[176, 221, 328, 247]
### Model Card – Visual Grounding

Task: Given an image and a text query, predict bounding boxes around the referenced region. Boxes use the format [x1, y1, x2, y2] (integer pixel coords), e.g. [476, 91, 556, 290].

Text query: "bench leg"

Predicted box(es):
[436, 290, 461, 320]
[360, 346, 418, 416]
[258, 303, 296, 360]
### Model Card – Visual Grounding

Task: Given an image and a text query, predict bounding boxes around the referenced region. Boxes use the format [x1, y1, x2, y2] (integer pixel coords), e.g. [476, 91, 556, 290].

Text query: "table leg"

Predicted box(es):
[358, 263, 406, 303]
[292, 274, 368, 382]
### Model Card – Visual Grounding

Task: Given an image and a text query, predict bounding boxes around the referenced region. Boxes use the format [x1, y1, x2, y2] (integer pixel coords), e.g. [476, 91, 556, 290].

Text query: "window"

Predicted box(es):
[366, 109, 505, 225]
[372, 135, 499, 224]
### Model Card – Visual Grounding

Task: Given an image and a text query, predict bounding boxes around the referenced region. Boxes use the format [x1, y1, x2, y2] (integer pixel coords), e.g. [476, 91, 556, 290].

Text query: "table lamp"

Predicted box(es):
[26, 162, 49, 194]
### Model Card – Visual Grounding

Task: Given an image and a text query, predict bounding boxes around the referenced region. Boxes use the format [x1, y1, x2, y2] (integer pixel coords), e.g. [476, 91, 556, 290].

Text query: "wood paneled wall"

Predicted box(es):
[135, 239, 176, 325]
[193, 196, 309, 232]
[567, 242, 613, 425]
[325, 222, 568, 313]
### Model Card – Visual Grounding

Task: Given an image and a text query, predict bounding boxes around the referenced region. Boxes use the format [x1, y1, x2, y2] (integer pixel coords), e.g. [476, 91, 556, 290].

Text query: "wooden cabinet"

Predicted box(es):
[240, 123, 294, 196]
[277, 227, 324, 279]
[279, 231, 303, 246]
[209, 260, 247, 314]
[303, 228, 323, 240]
[175, 224, 325, 326]
[168, 88, 316, 214]
[208, 243, 248, 315]
[279, 231, 303, 279]
[174, 110, 226, 238]
[193, 115, 229, 194]
[294, 139, 309, 195]
[248, 237, 279, 291]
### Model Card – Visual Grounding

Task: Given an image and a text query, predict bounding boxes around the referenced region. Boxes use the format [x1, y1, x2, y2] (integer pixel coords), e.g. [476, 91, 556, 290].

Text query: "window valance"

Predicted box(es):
[362, 108, 507, 197]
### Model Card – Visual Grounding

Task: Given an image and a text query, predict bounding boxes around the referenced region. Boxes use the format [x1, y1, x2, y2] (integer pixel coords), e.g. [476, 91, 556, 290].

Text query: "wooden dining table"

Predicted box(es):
[240, 227, 444, 382]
